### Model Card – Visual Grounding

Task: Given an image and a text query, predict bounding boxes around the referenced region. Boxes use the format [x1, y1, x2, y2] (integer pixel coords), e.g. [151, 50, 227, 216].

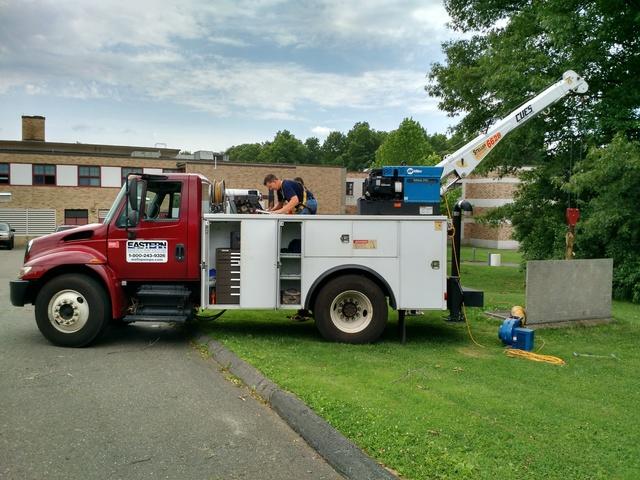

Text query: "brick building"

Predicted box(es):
[0, 116, 345, 244]
[344, 171, 368, 214]
[460, 171, 521, 249]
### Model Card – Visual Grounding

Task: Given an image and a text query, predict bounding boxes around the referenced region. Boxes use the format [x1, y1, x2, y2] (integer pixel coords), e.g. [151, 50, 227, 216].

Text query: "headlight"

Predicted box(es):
[19, 266, 32, 278]
[26, 239, 33, 255]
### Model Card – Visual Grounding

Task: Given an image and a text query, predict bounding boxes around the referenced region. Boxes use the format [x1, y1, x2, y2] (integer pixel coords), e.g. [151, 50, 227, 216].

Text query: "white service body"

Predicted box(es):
[201, 214, 448, 311]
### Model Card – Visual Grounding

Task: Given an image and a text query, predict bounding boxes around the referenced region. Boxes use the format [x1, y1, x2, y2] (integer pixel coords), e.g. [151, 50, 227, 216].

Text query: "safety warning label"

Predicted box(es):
[126, 240, 168, 263]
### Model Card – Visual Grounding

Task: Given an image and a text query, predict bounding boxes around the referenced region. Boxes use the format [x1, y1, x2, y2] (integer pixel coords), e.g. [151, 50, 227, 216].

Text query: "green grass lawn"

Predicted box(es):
[199, 264, 640, 479]
[459, 245, 523, 265]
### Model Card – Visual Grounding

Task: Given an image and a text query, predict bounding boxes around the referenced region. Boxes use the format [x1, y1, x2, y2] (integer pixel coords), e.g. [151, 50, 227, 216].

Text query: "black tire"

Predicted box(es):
[8, 239, 14, 250]
[313, 274, 388, 343]
[35, 274, 111, 347]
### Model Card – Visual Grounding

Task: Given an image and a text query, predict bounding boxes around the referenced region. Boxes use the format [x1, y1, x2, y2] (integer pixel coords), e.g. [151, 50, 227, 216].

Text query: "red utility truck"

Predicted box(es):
[9, 174, 456, 347]
[10, 70, 588, 347]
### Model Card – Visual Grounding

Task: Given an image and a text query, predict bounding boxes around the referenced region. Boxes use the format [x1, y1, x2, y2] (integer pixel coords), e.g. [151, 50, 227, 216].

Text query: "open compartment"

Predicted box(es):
[278, 221, 302, 308]
[208, 220, 241, 306]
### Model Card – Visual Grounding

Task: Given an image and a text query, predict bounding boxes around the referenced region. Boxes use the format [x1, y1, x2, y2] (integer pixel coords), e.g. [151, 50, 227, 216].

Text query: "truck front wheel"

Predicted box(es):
[314, 275, 388, 343]
[35, 274, 110, 347]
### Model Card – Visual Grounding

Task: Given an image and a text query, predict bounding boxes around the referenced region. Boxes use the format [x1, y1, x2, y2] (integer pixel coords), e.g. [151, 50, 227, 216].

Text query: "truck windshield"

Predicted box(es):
[102, 184, 127, 224]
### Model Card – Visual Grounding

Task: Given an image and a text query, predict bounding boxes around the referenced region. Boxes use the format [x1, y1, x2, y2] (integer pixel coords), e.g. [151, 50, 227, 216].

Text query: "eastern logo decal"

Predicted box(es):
[126, 240, 168, 263]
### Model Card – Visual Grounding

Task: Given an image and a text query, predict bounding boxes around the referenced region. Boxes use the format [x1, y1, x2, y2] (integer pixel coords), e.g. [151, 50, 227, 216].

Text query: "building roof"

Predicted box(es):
[0, 139, 181, 159]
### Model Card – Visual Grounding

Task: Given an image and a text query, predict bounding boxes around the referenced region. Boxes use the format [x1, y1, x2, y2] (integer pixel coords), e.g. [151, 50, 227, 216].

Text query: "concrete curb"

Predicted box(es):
[195, 334, 397, 480]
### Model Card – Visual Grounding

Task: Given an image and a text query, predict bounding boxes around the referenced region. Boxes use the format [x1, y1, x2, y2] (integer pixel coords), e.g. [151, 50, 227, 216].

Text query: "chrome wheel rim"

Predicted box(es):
[329, 290, 373, 333]
[47, 289, 90, 333]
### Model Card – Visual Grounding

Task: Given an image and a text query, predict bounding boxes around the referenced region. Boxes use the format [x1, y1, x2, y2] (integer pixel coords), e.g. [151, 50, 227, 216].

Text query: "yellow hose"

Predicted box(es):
[505, 349, 566, 365]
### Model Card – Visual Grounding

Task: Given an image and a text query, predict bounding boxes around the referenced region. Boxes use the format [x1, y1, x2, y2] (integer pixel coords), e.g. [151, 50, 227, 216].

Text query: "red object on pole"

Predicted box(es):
[566, 208, 580, 226]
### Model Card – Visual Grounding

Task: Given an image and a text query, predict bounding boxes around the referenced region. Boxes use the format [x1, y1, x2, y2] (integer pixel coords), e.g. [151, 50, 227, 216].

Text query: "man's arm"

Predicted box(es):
[268, 200, 284, 211]
[273, 195, 299, 214]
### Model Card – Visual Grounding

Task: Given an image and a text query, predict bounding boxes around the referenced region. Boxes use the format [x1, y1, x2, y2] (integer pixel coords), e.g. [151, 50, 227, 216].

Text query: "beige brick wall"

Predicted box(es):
[1, 184, 118, 225]
[0, 152, 182, 224]
[1, 149, 346, 224]
[0, 152, 180, 169]
[22, 116, 45, 142]
[464, 182, 518, 199]
[187, 163, 346, 214]
[471, 206, 506, 217]
[464, 222, 514, 241]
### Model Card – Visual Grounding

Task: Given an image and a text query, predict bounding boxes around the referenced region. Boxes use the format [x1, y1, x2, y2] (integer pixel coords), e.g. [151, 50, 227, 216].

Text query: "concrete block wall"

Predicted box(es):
[525, 259, 613, 325]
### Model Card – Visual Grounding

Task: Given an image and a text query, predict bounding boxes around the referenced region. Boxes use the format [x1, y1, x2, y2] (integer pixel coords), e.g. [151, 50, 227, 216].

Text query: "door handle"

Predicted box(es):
[176, 244, 185, 262]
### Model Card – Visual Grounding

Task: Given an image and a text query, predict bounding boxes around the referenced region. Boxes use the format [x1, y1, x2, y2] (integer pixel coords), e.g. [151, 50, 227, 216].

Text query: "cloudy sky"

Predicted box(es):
[0, 0, 459, 152]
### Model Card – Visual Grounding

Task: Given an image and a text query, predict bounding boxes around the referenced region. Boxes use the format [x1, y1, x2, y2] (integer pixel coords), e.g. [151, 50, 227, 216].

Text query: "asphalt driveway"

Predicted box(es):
[0, 247, 340, 480]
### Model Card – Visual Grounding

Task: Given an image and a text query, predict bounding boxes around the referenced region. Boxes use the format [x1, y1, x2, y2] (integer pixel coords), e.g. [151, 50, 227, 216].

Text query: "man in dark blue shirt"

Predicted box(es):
[263, 174, 317, 214]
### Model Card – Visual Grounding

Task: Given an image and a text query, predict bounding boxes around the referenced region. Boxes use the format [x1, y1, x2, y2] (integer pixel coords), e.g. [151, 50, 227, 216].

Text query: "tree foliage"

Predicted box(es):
[374, 118, 437, 167]
[320, 131, 347, 165]
[570, 135, 640, 301]
[226, 143, 262, 163]
[304, 137, 322, 164]
[341, 122, 387, 171]
[429, 0, 640, 300]
[257, 130, 307, 164]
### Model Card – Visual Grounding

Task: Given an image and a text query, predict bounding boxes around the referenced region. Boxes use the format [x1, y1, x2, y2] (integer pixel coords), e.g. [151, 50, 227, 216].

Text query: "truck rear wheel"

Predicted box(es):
[35, 274, 110, 347]
[314, 274, 388, 343]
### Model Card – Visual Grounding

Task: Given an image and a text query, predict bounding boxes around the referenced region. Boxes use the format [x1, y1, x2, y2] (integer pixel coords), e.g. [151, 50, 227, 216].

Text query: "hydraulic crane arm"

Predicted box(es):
[436, 70, 588, 194]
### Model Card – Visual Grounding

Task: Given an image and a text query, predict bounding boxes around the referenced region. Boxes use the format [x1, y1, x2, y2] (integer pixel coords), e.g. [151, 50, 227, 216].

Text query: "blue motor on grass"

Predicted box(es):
[499, 317, 535, 351]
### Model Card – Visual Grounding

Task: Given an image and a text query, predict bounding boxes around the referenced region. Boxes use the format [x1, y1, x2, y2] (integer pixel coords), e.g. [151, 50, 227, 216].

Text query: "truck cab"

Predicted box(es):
[10, 174, 208, 346]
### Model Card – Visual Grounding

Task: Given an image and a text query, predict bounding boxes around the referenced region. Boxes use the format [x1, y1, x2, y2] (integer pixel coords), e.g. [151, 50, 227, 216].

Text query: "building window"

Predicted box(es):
[0, 163, 8, 184]
[64, 209, 89, 225]
[122, 167, 143, 184]
[163, 167, 184, 173]
[346, 181, 354, 196]
[33, 164, 56, 185]
[98, 209, 110, 222]
[79, 166, 100, 186]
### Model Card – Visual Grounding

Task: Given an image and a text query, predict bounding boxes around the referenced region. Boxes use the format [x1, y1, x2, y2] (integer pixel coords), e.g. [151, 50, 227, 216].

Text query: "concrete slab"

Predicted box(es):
[525, 258, 613, 325]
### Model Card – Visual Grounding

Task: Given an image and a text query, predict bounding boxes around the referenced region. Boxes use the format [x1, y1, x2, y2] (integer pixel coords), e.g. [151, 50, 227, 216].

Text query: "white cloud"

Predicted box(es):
[0, 0, 456, 140]
[311, 126, 335, 137]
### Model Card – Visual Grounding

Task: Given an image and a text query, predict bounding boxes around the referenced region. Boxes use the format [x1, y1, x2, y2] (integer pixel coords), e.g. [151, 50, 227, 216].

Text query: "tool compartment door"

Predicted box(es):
[352, 221, 398, 257]
[399, 220, 447, 309]
[240, 219, 278, 308]
[304, 220, 353, 257]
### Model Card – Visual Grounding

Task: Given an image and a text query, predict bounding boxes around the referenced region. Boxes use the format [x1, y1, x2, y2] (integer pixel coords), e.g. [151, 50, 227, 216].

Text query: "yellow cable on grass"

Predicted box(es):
[505, 349, 566, 366]
[444, 194, 486, 348]
[444, 193, 565, 364]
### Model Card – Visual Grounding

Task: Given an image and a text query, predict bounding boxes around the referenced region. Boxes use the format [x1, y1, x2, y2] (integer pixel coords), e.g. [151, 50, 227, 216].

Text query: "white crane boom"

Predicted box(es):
[437, 70, 588, 194]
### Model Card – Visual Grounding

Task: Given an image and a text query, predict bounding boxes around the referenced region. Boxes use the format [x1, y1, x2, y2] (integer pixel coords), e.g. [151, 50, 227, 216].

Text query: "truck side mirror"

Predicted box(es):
[127, 210, 139, 227]
[127, 177, 139, 211]
[10, 229, 15, 233]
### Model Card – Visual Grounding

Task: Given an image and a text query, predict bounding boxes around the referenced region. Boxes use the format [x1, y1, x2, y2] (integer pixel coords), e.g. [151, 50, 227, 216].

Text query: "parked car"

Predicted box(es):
[55, 225, 77, 233]
[0, 222, 15, 249]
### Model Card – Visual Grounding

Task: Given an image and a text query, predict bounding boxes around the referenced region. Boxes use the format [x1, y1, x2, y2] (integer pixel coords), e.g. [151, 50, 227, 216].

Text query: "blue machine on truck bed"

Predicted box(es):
[358, 166, 443, 215]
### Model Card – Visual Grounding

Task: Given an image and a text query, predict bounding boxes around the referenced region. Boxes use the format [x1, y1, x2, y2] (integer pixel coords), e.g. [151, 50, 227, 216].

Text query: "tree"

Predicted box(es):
[374, 118, 437, 167]
[341, 122, 386, 171]
[430, 1, 640, 145]
[225, 143, 263, 163]
[304, 137, 322, 164]
[320, 131, 347, 165]
[428, 0, 640, 300]
[569, 135, 640, 301]
[257, 130, 308, 164]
